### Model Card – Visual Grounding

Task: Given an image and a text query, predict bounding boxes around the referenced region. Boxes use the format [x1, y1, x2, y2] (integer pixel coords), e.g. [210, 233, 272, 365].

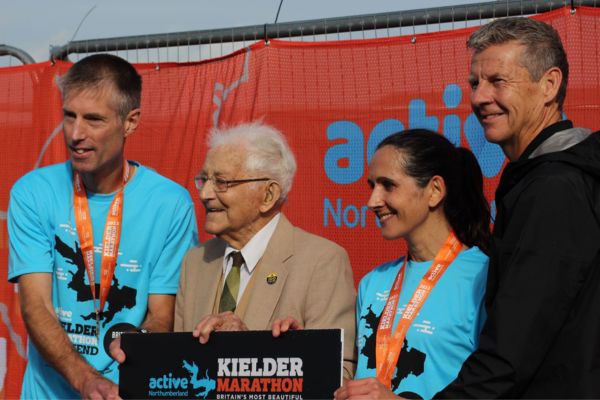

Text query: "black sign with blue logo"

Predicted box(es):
[119, 329, 343, 399]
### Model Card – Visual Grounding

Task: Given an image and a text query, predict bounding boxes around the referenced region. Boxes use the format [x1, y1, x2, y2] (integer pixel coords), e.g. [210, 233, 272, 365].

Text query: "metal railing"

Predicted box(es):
[0, 44, 35, 65]
[48, 0, 600, 63]
[2, 0, 599, 66]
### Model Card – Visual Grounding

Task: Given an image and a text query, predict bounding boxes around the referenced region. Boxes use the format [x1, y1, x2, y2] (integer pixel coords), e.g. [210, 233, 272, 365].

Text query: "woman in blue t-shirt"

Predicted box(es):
[335, 129, 491, 399]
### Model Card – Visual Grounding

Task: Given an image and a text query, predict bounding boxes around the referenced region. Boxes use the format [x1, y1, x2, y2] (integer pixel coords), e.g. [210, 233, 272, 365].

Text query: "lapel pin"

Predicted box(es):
[266, 273, 278, 285]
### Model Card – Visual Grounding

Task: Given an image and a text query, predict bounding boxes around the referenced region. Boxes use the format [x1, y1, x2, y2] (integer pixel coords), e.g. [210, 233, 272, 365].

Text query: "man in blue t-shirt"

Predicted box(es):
[7, 54, 198, 399]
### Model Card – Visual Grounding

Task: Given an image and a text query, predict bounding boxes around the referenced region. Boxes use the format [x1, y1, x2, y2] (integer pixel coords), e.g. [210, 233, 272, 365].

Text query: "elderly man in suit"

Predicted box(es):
[175, 121, 357, 378]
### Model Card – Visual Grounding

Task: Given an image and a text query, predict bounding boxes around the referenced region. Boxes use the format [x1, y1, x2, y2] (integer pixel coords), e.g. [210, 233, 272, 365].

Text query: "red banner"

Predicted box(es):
[1, 7, 599, 397]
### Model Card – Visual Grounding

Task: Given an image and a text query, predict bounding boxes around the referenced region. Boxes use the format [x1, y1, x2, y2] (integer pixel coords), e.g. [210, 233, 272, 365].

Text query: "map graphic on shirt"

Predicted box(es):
[360, 304, 426, 388]
[54, 235, 137, 327]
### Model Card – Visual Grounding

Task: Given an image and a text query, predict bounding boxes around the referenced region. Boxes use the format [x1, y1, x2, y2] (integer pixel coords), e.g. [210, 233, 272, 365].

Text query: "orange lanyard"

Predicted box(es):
[73, 161, 129, 334]
[375, 231, 462, 388]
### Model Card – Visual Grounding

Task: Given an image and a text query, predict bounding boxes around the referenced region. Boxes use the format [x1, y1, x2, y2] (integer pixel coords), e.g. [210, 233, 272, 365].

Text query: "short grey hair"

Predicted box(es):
[467, 17, 569, 110]
[208, 121, 297, 202]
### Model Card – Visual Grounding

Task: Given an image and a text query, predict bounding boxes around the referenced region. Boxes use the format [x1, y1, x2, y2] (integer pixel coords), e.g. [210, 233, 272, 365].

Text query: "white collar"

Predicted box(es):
[223, 213, 281, 274]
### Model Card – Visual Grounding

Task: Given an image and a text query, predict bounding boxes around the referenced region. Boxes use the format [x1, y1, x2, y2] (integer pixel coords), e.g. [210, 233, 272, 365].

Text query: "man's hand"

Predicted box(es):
[76, 370, 120, 400]
[271, 316, 303, 338]
[108, 294, 174, 363]
[108, 336, 125, 364]
[192, 312, 248, 344]
[334, 378, 400, 400]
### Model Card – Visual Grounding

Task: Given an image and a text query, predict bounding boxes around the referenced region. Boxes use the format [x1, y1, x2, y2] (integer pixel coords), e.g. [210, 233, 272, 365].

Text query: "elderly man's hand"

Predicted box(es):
[271, 316, 304, 338]
[192, 312, 248, 344]
[334, 378, 401, 400]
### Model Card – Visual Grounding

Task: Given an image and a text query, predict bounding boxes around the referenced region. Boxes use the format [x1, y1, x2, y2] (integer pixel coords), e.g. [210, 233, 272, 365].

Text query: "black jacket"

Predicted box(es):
[437, 121, 600, 398]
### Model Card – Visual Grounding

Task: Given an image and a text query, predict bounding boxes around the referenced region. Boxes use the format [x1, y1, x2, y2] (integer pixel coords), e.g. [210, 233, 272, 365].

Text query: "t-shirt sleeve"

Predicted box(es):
[148, 191, 198, 294]
[8, 179, 55, 282]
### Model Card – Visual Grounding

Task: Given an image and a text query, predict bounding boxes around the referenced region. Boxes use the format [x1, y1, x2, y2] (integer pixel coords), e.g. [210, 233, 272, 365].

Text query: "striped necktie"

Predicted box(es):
[219, 251, 244, 313]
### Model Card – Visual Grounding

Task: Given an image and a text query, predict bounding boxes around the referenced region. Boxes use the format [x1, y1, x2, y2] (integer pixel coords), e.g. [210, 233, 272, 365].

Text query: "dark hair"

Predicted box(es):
[467, 17, 569, 111]
[377, 129, 490, 254]
[58, 54, 142, 120]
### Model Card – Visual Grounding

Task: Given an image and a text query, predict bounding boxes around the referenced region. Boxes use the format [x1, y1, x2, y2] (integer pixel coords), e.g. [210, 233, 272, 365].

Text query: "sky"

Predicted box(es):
[1, 0, 489, 65]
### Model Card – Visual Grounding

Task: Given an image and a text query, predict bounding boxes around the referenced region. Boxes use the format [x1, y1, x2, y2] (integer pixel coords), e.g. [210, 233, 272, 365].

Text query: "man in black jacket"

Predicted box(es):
[436, 17, 600, 398]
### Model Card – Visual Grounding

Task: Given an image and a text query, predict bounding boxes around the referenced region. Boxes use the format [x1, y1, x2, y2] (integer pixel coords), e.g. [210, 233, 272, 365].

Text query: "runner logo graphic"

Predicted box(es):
[183, 360, 217, 398]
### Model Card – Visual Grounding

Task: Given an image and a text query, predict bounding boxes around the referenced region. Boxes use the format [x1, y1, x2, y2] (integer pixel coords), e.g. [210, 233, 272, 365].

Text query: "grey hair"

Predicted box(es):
[208, 122, 297, 202]
[467, 17, 569, 110]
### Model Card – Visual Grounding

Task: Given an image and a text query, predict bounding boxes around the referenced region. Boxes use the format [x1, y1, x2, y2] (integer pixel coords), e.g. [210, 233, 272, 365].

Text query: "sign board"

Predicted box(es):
[119, 329, 344, 399]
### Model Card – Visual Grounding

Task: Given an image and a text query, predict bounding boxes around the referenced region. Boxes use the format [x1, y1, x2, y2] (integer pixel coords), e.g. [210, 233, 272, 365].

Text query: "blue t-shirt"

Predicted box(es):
[8, 161, 198, 399]
[355, 247, 488, 399]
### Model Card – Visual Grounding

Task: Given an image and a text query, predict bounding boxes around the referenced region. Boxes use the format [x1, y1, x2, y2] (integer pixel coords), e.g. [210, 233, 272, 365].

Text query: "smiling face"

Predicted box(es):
[198, 145, 268, 249]
[62, 84, 139, 193]
[469, 41, 556, 160]
[367, 146, 434, 242]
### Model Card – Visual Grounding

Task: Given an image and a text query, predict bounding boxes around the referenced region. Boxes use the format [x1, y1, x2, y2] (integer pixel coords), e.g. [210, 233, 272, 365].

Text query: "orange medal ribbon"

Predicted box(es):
[73, 161, 129, 336]
[375, 231, 463, 388]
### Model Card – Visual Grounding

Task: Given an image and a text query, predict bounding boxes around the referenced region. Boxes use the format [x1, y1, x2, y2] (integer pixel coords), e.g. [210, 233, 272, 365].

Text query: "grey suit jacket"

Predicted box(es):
[175, 214, 357, 378]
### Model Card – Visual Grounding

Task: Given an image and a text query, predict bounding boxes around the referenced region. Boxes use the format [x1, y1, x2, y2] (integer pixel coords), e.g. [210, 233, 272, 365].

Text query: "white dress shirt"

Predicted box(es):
[222, 213, 281, 303]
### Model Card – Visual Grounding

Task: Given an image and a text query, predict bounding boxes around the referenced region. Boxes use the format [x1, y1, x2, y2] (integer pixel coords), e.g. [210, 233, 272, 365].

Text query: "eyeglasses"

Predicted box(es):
[194, 175, 270, 192]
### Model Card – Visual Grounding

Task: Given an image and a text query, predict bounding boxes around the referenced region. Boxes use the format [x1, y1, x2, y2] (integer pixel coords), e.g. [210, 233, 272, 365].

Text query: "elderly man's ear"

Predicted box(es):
[259, 181, 282, 213]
